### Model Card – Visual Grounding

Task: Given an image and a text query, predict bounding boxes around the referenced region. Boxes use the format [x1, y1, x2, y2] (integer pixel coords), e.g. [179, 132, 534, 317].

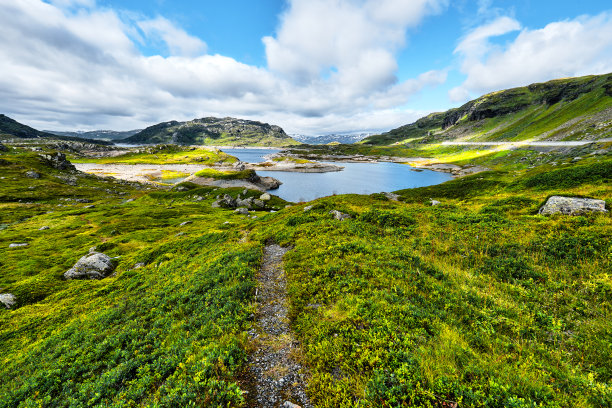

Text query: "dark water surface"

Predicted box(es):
[223, 148, 452, 202]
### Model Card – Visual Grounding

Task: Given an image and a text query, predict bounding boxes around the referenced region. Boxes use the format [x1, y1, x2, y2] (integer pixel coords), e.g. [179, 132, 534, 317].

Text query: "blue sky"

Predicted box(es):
[1, 0, 612, 134]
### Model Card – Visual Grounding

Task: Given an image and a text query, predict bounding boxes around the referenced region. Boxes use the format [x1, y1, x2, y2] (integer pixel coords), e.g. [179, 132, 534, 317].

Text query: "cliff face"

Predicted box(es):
[122, 117, 300, 147]
[363, 73, 612, 145]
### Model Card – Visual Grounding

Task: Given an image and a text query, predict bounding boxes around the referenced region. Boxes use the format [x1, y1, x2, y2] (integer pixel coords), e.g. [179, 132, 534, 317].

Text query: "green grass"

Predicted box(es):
[194, 168, 256, 180]
[1, 143, 610, 407]
[69, 145, 238, 165]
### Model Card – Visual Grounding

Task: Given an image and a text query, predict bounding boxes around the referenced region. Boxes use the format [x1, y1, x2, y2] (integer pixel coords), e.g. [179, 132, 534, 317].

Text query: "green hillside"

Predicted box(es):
[122, 117, 301, 147]
[0, 114, 111, 145]
[364, 73, 612, 145]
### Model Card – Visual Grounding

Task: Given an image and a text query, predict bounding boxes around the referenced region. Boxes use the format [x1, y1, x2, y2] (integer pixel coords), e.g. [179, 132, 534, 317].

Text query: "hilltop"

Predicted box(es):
[121, 117, 301, 147]
[363, 72, 612, 145]
[46, 129, 142, 141]
[0, 114, 111, 145]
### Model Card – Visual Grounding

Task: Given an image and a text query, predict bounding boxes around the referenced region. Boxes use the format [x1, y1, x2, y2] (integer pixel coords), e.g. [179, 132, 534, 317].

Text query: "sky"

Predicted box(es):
[1, 0, 612, 135]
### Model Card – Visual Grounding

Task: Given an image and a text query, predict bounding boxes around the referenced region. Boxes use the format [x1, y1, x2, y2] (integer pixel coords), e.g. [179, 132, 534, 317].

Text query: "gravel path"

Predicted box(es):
[245, 245, 311, 408]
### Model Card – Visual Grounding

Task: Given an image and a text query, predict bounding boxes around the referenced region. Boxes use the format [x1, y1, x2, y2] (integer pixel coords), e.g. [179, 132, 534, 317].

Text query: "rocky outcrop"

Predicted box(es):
[185, 171, 281, 192]
[0, 293, 16, 309]
[64, 251, 117, 280]
[330, 210, 351, 221]
[39, 152, 76, 171]
[212, 194, 268, 210]
[538, 196, 607, 215]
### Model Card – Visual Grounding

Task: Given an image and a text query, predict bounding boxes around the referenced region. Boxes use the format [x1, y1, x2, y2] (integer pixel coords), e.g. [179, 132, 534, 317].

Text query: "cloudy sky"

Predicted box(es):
[2, 0, 612, 135]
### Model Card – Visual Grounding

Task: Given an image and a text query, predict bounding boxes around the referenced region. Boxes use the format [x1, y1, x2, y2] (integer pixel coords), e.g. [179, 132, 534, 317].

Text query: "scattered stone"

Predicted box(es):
[179, 221, 193, 226]
[64, 252, 117, 280]
[174, 185, 190, 192]
[132, 263, 145, 270]
[538, 196, 607, 216]
[253, 199, 265, 208]
[330, 210, 351, 221]
[75, 198, 92, 203]
[9, 243, 29, 248]
[0, 293, 16, 309]
[260, 193, 271, 201]
[235, 208, 249, 215]
[25, 170, 41, 179]
[39, 226, 49, 230]
[83, 205, 95, 209]
[303, 205, 313, 212]
[430, 199, 441, 206]
[193, 195, 204, 201]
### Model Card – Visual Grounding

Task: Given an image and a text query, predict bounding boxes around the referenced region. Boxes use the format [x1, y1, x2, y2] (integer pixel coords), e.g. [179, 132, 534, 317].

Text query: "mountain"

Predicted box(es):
[46, 129, 142, 141]
[363, 73, 612, 145]
[121, 117, 301, 147]
[0, 114, 111, 145]
[291, 133, 373, 145]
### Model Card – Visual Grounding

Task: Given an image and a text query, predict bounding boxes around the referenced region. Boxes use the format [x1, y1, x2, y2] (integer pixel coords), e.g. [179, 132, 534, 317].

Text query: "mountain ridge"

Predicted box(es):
[121, 117, 300, 147]
[363, 72, 612, 145]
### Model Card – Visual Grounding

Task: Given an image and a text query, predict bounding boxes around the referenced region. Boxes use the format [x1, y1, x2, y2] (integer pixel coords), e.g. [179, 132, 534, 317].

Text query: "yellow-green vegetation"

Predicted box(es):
[271, 156, 313, 164]
[362, 72, 612, 145]
[1, 141, 610, 407]
[70, 145, 238, 165]
[194, 168, 256, 180]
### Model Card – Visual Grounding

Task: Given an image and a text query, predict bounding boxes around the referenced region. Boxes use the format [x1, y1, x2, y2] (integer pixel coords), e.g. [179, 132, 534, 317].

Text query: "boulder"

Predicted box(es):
[0, 293, 16, 309]
[64, 252, 117, 280]
[538, 196, 607, 216]
[25, 170, 41, 179]
[9, 243, 29, 248]
[257, 176, 282, 190]
[330, 210, 351, 221]
[234, 208, 249, 215]
[283, 402, 301, 408]
[212, 194, 237, 209]
[39, 226, 49, 230]
[39, 152, 76, 171]
[259, 193, 271, 201]
[430, 199, 441, 206]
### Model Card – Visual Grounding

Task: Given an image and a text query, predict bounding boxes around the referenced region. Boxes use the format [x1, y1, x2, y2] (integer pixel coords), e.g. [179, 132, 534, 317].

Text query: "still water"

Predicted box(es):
[222, 148, 452, 202]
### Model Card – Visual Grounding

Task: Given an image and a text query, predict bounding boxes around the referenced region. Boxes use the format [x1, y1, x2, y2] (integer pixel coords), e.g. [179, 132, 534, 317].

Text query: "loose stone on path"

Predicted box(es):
[245, 244, 311, 408]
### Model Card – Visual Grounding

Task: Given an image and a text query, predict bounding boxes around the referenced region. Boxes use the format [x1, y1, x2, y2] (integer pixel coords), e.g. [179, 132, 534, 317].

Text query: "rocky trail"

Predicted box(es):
[244, 244, 311, 408]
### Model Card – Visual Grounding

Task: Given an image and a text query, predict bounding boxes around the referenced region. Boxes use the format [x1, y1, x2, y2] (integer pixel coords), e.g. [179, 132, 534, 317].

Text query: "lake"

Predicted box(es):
[223, 148, 452, 202]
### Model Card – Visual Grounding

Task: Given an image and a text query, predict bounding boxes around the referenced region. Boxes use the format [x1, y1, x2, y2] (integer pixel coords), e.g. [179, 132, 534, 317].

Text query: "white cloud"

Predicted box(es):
[451, 13, 612, 101]
[0, 0, 447, 134]
[138, 17, 207, 57]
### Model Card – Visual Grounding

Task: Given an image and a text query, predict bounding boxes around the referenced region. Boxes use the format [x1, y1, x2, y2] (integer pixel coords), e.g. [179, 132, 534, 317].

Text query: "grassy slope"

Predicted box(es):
[363, 73, 612, 146]
[1, 142, 611, 407]
[69, 145, 238, 165]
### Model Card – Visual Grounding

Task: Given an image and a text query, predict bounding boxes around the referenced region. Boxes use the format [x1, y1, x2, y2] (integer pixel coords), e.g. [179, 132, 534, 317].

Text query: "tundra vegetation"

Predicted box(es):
[0, 73, 611, 407]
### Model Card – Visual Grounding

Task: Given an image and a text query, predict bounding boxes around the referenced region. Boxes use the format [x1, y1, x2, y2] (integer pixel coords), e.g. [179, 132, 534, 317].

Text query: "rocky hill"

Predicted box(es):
[291, 133, 372, 145]
[363, 72, 612, 145]
[121, 117, 300, 147]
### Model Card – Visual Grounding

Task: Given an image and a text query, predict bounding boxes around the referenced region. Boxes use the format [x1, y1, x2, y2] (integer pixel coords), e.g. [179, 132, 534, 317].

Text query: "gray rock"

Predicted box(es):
[430, 199, 441, 206]
[132, 263, 145, 270]
[259, 193, 271, 201]
[382, 192, 400, 201]
[174, 185, 189, 192]
[236, 197, 254, 208]
[25, 170, 41, 179]
[179, 221, 193, 226]
[303, 205, 313, 212]
[283, 402, 302, 408]
[39, 226, 49, 230]
[235, 208, 249, 215]
[38, 152, 75, 171]
[64, 252, 117, 280]
[9, 243, 29, 248]
[330, 210, 351, 221]
[539, 196, 607, 216]
[0, 293, 16, 309]
[253, 199, 265, 208]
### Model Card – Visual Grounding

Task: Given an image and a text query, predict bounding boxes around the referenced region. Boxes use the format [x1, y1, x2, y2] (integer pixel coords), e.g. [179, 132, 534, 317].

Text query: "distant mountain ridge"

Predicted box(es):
[291, 133, 373, 145]
[121, 117, 300, 147]
[0, 114, 110, 145]
[363, 72, 612, 145]
[46, 129, 142, 141]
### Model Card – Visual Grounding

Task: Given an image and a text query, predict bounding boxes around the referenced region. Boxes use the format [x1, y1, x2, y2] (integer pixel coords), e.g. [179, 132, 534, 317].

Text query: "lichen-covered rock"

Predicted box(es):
[538, 196, 607, 216]
[0, 293, 16, 309]
[64, 252, 116, 280]
[25, 170, 41, 179]
[259, 193, 271, 201]
[330, 210, 351, 221]
[234, 208, 249, 215]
